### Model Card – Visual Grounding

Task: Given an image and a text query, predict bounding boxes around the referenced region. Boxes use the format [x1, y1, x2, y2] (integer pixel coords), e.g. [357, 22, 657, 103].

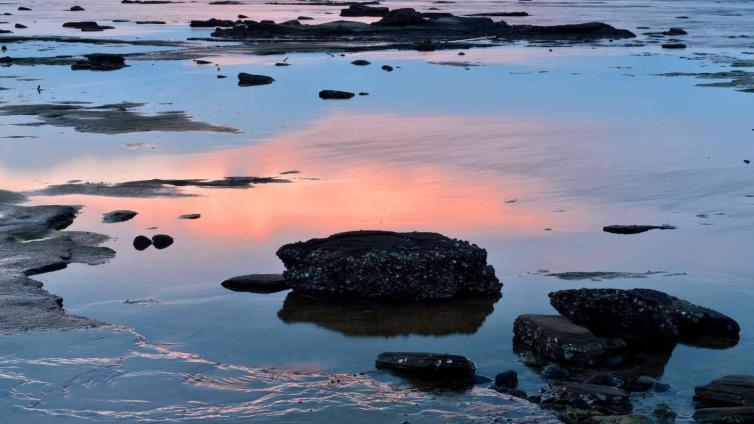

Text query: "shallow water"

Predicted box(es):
[1, 0, 754, 423]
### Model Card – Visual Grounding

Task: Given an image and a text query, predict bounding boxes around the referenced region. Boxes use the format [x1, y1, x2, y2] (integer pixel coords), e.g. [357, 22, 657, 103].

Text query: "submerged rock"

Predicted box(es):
[652, 403, 677, 421]
[602, 224, 675, 234]
[319, 89, 355, 99]
[276, 230, 501, 300]
[237, 72, 275, 86]
[662, 43, 687, 49]
[585, 415, 652, 424]
[71, 53, 127, 71]
[221, 274, 290, 293]
[543, 382, 633, 415]
[102, 209, 137, 223]
[493, 370, 518, 389]
[694, 375, 754, 407]
[513, 314, 605, 366]
[375, 352, 476, 380]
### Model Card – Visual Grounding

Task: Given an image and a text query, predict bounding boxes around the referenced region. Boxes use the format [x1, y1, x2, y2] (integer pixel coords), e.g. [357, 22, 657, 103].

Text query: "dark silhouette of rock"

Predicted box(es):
[277, 292, 497, 336]
[133, 235, 152, 250]
[351, 59, 370, 65]
[178, 213, 201, 219]
[102, 210, 137, 223]
[70, 5, 85, 11]
[373, 8, 426, 26]
[340, 4, 388, 17]
[376, 352, 476, 381]
[514, 314, 605, 366]
[71, 53, 126, 71]
[237, 72, 275, 86]
[652, 403, 677, 421]
[663, 27, 687, 36]
[319, 89, 355, 99]
[381, 64, 393, 71]
[191, 18, 235, 27]
[603, 224, 675, 234]
[151, 234, 174, 249]
[222, 274, 290, 293]
[276, 230, 501, 300]
[662, 43, 687, 49]
[62, 21, 114, 31]
[15, 23, 27, 29]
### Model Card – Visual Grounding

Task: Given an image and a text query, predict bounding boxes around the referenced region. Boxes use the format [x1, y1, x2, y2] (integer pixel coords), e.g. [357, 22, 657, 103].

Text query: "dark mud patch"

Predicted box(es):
[0, 190, 114, 334]
[31, 176, 292, 198]
[0, 102, 239, 134]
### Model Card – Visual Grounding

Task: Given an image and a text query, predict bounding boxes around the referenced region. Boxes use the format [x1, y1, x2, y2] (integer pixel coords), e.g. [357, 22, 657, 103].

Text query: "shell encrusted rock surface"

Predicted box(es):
[276, 230, 501, 300]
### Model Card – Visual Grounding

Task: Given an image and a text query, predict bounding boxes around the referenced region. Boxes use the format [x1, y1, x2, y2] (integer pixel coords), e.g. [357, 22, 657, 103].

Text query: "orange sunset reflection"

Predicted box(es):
[4, 112, 593, 241]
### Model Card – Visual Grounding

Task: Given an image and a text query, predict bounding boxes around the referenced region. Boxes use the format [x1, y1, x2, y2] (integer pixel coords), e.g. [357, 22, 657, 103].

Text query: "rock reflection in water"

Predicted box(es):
[277, 292, 500, 337]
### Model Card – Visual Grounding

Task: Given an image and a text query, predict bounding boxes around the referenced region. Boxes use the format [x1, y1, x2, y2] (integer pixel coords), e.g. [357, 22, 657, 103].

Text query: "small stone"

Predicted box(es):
[494, 370, 518, 388]
[237, 73, 275, 86]
[151, 234, 174, 249]
[103, 210, 137, 223]
[381, 65, 394, 71]
[178, 213, 201, 220]
[351, 59, 370, 66]
[652, 403, 677, 421]
[133, 235, 152, 251]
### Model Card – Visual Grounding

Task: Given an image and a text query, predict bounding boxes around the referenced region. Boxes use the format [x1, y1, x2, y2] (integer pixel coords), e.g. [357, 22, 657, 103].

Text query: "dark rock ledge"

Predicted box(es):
[0, 189, 114, 334]
[208, 8, 635, 45]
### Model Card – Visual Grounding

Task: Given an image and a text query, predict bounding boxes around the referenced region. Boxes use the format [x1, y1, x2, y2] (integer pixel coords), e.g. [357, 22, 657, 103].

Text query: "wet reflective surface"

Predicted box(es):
[2, 0, 754, 422]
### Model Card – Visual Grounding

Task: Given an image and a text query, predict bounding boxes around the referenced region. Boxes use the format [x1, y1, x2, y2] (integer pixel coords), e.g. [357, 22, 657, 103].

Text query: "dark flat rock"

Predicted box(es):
[549, 288, 679, 347]
[376, 352, 476, 380]
[319, 89, 355, 99]
[178, 213, 201, 219]
[694, 375, 754, 407]
[513, 314, 605, 366]
[191, 18, 235, 27]
[237, 72, 275, 86]
[543, 382, 633, 415]
[221, 274, 289, 293]
[603, 225, 675, 234]
[276, 230, 501, 300]
[693, 406, 754, 423]
[102, 209, 137, 223]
